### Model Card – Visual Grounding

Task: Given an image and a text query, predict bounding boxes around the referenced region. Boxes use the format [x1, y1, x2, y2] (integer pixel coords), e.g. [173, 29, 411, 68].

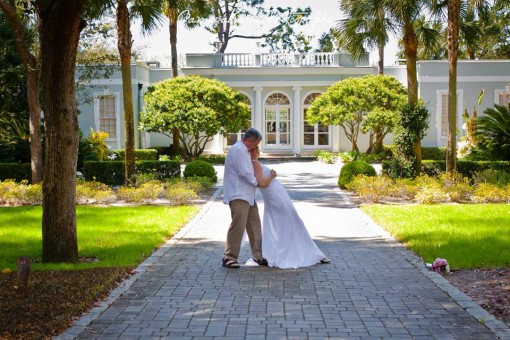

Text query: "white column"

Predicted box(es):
[253, 86, 263, 135]
[292, 86, 302, 154]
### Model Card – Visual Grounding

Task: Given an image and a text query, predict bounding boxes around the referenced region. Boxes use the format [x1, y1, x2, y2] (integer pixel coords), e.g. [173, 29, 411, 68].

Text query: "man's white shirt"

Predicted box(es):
[223, 141, 258, 205]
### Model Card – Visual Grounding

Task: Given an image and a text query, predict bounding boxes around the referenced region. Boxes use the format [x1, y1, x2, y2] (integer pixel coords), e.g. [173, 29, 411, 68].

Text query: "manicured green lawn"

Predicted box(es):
[0, 205, 199, 271]
[362, 204, 510, 269]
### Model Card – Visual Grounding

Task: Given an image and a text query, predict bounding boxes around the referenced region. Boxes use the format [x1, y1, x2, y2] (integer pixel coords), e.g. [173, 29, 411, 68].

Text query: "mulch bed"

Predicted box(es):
[0, 268, 132, 339]
[446, 268, 510, 326]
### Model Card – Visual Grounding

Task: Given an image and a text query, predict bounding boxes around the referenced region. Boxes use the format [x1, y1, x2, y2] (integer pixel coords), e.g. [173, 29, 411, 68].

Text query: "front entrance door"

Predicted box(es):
[264, 93, 291, 150]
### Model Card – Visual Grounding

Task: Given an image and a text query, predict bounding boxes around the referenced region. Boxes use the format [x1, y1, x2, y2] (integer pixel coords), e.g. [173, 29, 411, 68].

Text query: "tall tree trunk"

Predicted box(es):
[403, 21, 422, 172]
[403, 22, 418, 106]
[168, 10, 180, 155]
[377, 43, 384, 75]
[117, 0, 136, 183]
[37, 0, 85, 263]
[27, 69, 43, 183]
[0, 1, 44, 183]
[446, 0, 460, 175]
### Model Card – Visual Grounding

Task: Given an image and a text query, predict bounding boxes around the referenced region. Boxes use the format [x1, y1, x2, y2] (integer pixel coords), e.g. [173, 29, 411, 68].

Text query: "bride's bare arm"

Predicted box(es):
[252, 160, 276, 188]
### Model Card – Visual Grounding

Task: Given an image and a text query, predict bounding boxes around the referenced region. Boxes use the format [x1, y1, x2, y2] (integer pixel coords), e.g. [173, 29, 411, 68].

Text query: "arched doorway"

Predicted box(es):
[264, 92, 291, 150]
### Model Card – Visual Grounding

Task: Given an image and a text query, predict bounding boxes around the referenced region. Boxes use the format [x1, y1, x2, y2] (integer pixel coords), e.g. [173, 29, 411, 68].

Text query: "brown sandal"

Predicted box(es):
[222, 258, 240, 268]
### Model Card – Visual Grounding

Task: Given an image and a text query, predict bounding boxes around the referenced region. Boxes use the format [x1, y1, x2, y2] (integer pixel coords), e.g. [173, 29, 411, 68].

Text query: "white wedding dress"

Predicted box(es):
[259, 164, 326, 269]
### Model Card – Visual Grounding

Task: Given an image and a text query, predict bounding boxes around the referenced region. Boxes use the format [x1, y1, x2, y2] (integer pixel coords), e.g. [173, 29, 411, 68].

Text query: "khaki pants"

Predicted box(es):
[224, 199, 263, 261]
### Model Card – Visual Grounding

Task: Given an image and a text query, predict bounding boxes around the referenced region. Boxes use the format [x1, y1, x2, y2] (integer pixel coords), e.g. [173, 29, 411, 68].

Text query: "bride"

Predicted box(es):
[250, 147, 331, 269]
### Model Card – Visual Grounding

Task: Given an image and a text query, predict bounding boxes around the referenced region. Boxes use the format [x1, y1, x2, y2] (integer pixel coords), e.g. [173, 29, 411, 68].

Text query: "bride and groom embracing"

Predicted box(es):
[222, 128, 331, 269]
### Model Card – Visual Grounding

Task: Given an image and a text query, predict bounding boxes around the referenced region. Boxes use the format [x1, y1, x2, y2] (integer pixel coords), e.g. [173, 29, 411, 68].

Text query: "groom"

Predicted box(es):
[222, 128, 276, 268]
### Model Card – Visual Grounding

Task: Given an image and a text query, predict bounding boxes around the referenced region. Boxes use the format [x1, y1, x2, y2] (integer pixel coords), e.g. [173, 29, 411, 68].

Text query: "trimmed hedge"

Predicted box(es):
[183, 160, 218, 183]
[111, 149, 158, 161]
[421, 147, 446, 160]
[0, 163, 31, 182]
[421, 160, 510, 179]
[197, 154, 226, 165]
[338, 161, 376, 188]
[84, 160, 181, 185]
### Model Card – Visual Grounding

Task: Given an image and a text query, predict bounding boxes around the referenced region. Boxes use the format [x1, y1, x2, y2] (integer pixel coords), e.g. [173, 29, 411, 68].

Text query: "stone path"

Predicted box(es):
[58, 161, 510, 339]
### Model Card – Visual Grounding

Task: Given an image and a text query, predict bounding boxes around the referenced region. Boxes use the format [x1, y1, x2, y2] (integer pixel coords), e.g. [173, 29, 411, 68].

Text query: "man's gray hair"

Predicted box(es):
[242, 128, 262, 141]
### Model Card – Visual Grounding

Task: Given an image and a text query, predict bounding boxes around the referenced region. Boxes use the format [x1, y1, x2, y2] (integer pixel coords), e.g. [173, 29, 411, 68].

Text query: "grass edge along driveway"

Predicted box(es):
[362, 203, 510, 270]
[0, 205, 200, 271]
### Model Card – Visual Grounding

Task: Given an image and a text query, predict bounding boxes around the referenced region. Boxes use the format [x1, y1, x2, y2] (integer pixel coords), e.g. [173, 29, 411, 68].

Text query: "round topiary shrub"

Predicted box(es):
[338, 160, 376, 188]
[183, 160, 217, 183]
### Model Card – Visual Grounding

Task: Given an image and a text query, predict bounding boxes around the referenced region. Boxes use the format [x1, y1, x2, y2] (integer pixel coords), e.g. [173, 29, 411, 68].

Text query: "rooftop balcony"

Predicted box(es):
[183, 52, 369, 69]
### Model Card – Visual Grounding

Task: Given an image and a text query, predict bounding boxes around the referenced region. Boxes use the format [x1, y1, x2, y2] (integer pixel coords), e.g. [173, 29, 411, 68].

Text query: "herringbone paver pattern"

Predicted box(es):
[59, 161, 509, 339]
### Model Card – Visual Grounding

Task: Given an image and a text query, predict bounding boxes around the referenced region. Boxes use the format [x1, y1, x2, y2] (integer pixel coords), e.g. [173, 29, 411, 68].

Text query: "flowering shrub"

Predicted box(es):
[0, 180, 17, 204]
[0, 180, 42, 205]
[440, 173, 473, 202]
[117, 181, 164, 203]
[165, 187, 199, 205]
[346, 175, 393, 203]
[76, 180, 115, 204]
[11, 181, 43, 205]
[415, 186, 450, 204]
[471, 183, 510, 203]
[391, 178, 419, 199]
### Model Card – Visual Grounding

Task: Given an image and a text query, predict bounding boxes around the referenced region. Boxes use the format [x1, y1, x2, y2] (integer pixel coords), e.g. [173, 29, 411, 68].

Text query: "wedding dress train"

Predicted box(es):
[259, 164, 326, 269]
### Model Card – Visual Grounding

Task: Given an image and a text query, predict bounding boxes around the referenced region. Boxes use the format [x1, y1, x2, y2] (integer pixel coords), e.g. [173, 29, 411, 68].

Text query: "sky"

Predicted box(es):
[132, 0, 399, 67]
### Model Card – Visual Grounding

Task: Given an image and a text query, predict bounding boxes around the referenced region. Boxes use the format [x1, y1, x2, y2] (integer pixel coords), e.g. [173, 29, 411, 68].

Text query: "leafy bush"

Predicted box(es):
[345, 175, 393, 203]
[393, 104, 430, 178]
[76, 180, 115, 204]
[339, 150, 358, 163]
[338, 161, 376, 188]
[0, 163, 31, 182]
[78, 129, 109, 171]
[316, 150, 338, 164]
[183, 160, 217, 183]
[165, 187, 199, 205]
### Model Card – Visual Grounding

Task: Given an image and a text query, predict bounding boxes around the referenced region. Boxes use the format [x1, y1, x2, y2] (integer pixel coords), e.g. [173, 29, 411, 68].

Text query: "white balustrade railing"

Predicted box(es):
[221, 54, 256, 67]
[215, 52, 342, 68]
[299, 53, 336, 66]
[261, 53, 295, 67]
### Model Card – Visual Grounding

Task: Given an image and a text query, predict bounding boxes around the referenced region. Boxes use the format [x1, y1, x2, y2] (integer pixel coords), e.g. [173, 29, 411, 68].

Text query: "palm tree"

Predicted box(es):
[0, 1, 43, 183]
[446, 0, 461, 174]
[111, 0, 163, 182]
[474, 104, 510, 160]
[335, 0, 395, 75]
[164, 0, 210, 155]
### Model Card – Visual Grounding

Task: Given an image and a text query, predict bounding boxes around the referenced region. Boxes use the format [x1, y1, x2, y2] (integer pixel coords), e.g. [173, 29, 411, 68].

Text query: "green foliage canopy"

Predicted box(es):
[307, 75, 407, 152]
[140, 75, 251, 159]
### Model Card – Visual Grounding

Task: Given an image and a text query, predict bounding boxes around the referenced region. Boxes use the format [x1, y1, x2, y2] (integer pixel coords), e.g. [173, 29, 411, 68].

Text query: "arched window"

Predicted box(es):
[303, 92, 329, 146]
[264, 93, 291, 146]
